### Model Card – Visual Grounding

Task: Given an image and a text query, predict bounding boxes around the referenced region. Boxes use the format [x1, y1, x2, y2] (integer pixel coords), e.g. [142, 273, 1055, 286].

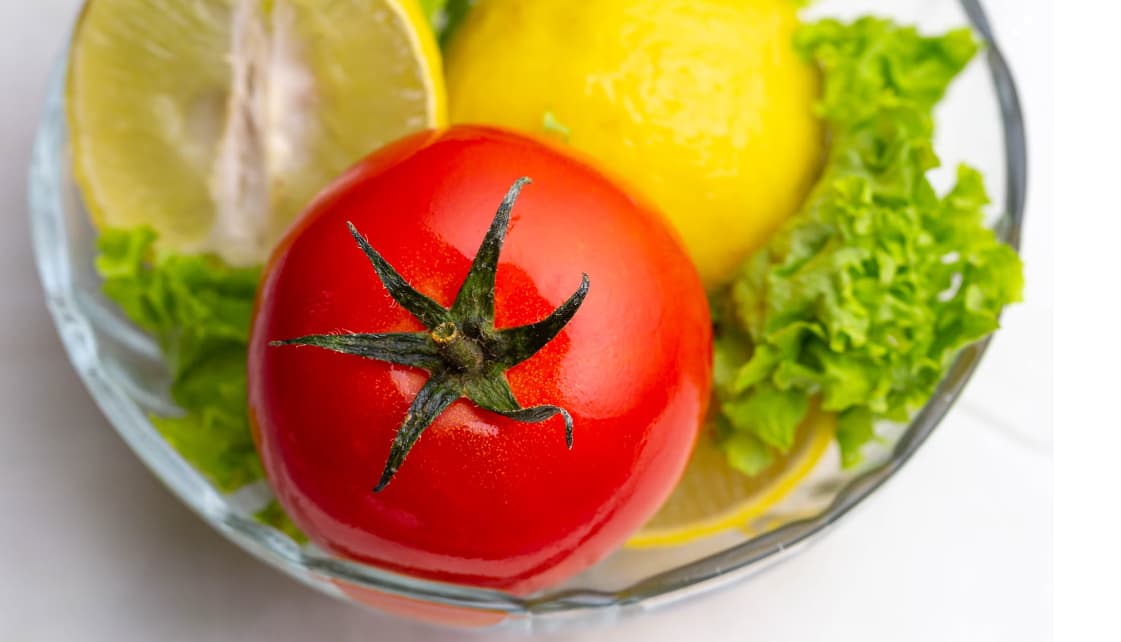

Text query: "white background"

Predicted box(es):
[0, 1, 1053, 640]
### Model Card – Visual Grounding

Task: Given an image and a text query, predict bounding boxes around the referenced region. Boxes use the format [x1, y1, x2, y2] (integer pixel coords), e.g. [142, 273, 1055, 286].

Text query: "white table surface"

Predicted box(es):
[0, 1, 1052, 640]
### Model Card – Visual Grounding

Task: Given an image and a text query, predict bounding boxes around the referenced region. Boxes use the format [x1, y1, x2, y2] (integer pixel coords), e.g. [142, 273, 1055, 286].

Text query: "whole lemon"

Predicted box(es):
[445, 0, 823, 286]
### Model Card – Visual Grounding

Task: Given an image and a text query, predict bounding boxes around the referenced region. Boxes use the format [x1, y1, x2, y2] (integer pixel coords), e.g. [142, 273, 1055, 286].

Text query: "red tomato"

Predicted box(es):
[248, 126, 712, 594]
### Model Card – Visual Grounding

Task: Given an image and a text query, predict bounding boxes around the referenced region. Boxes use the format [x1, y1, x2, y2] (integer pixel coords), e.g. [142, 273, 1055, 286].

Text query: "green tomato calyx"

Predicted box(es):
[271, 177, 590, 491]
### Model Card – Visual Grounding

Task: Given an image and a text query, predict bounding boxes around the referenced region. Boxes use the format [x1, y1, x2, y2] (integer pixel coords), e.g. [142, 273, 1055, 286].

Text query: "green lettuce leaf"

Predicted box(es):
[418, 0, 475, 46]
[723, 427, 776, 477]
[715, 17, 1023, 472]
[96, 228, 264, 492]
[254, 500, 309, 544]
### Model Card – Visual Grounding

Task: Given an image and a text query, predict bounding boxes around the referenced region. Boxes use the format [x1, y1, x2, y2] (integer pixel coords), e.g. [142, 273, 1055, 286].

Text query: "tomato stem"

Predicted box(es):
[271, 177, 589, 491]
[430, 321, 485, 372]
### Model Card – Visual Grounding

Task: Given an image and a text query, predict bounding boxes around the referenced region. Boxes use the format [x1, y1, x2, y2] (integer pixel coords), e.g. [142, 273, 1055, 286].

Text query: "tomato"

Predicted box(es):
[248, 126, 712, 595]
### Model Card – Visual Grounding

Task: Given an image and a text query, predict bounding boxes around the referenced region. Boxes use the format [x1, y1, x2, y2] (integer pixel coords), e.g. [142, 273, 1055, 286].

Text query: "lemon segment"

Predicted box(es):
[267, 0, 446, 234]
[68, 0, 236, 255]
[627, 406, 834, 549]
[68, 0, 445, 266]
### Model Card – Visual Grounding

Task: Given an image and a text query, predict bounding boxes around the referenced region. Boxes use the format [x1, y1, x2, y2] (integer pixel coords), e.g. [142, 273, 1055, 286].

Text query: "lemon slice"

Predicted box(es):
[628, 407, 835, 549]
[68, 0, 445, 266]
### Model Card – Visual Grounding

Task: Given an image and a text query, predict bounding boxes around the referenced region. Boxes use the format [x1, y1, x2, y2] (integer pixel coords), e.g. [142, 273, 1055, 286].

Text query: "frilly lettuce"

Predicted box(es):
[715, 17, 1024, 473]
[96, 228, 263, 492]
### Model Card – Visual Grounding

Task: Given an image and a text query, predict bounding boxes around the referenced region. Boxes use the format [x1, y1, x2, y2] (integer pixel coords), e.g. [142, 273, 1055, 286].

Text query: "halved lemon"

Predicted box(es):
[68, 0, 446, 266]
[628, 406, 835, 548]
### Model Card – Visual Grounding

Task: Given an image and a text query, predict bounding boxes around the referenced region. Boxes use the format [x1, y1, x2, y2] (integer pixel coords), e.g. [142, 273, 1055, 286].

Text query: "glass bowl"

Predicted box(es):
[29, 0, 1025, 633]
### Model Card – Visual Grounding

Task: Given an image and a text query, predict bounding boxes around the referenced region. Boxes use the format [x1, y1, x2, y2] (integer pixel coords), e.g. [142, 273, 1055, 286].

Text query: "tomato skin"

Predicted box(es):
[248, 126, 712, 594]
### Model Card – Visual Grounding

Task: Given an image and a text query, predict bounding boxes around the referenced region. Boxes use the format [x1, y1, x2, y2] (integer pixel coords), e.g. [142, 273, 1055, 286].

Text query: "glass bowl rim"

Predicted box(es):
[28, 0, 1026, 622]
